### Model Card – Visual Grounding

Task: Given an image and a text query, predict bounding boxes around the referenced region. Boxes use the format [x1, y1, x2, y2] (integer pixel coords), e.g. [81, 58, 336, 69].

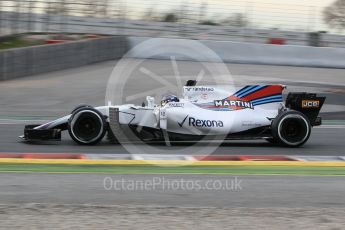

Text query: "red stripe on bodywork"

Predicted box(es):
[242, 85, 284, 101]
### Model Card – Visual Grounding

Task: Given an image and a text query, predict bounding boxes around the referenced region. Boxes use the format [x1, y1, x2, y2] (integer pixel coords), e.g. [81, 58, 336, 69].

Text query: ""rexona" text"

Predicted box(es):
[189, 117, 224, 127]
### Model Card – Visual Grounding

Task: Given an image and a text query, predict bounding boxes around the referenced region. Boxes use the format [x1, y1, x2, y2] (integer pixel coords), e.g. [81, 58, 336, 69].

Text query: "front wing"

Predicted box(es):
[21, 125, 62, 141]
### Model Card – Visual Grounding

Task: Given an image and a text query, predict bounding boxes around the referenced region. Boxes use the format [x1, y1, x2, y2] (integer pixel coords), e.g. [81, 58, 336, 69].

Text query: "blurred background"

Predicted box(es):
[0, 0, 345, 47]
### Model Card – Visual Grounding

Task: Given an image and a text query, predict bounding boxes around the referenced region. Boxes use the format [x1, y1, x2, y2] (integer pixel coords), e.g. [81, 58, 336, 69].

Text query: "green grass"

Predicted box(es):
[0, 164, 345, 176]
[0, 38, 43, 50]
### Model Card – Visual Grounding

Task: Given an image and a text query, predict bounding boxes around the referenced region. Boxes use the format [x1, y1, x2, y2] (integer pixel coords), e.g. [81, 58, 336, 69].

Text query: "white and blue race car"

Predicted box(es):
[21, 80, 325, 147]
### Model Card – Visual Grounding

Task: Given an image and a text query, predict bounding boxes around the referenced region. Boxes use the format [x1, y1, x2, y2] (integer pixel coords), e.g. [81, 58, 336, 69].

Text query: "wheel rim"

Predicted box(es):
[71, 111, 104, 143]
[278, 114, 309, 146]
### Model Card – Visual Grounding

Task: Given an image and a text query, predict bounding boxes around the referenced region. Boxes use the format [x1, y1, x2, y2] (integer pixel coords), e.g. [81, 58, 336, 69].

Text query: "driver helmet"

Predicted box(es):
[161, 94, 179, 106]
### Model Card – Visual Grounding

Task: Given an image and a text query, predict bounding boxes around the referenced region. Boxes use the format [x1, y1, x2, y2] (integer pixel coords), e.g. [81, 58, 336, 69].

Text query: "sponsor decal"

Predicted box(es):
[301, 100, 320, 108]
[168, 102, 184, 107]
[178, 115, 189, 127]
[242, 121, 262, 127]
[178, 115, 224, 128]
[186, 87, 214, 92]
[200, 93, 208, 99]
[160, 110, 167, 120]
[214, 100, 254, 109]
[189, 117, 224, 128]
[193, 85, 283, 111]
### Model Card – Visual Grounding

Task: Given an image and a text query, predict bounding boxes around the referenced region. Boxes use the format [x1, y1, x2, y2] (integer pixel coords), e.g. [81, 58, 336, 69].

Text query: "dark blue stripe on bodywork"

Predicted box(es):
[237, 85, 268, 98]
[252, 98, 283, 106]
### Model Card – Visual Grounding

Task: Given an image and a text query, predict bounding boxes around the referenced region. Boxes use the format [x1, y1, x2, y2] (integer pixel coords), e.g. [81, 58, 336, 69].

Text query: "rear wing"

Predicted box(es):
[285, 92, 326, 126]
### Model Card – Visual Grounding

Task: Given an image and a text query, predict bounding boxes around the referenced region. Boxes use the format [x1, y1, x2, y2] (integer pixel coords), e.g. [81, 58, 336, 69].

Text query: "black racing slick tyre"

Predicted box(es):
[265, 138, 279, 145]
[271, 110, 311, 147]
[68, 107, 106, 145]
[71, 104, 92, 114]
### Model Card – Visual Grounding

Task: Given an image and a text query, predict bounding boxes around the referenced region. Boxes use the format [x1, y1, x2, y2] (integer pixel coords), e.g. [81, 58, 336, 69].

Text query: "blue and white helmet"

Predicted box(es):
[161, 95, 179, 106]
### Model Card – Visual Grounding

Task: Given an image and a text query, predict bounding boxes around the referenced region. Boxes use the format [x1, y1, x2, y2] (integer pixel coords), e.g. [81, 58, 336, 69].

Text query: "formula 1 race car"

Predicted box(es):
[21, 80, 325, 147]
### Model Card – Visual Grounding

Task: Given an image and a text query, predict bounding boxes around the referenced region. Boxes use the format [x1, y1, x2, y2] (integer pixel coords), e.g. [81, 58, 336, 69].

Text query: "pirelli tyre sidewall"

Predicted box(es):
[272, 110, 311, 147]
[71, 104, 92, 114]
[68, 107, 106, 145]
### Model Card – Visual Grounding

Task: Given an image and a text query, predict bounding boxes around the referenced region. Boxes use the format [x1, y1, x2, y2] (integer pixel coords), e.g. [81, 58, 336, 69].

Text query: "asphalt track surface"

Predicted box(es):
[1, 173, 345, 208]
[1, 60, 345, 118]
[0, 59, 344, 155]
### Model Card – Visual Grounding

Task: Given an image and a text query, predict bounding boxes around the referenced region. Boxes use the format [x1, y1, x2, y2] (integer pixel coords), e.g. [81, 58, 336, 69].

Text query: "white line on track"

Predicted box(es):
[0, 119, 49, 125]
[315, 125, 345, 129]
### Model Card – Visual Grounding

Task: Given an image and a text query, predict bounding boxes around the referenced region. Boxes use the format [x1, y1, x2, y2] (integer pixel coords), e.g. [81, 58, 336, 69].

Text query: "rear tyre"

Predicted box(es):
[271, 110, 311, 147]
[68, 107, 106, 145]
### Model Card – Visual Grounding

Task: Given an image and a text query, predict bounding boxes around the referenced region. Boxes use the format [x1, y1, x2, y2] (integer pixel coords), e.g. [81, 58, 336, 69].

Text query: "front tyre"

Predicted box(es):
[71, 104, 92, 114]
[272, 110, 311, 147]
[265, 138, 279, 145]
[68, 107, 106, 145]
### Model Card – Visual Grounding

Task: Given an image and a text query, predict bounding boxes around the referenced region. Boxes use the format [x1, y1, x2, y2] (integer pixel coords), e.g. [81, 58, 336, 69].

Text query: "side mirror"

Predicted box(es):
[146, 96, 155, 108]
[185, 80, 197, 86]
